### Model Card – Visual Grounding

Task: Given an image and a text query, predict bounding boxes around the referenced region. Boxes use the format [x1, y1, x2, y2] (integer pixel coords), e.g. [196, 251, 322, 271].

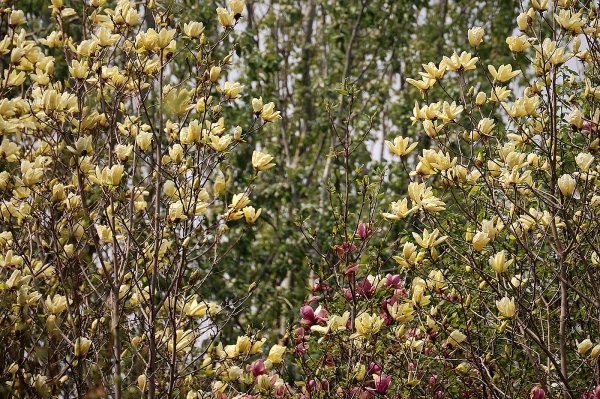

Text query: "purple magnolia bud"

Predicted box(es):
[531, 387, 545, 399]
[429, 374, 438, 385]
[300, 306, 316, 326]
[357, 278, 374, 298]
[247, 359, 265, 377]
[368, 362, 382, 375]
[582, 121, 597, 135]
[374, 374, 392, 395]
[356, 222, 370, 239]
[385, 273, 401, 287]
[595, 385, 600, 399]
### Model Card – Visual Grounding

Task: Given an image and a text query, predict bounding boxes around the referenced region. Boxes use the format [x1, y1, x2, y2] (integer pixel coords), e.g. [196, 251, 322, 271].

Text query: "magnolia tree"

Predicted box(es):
[287, 1, 600, 399]
[0, 0, 287, 398]
[4, 0, 600, 399]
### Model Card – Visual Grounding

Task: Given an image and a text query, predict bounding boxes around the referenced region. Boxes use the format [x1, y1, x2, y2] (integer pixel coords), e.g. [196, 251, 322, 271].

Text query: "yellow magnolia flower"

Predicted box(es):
[554, 9, 588, 34]
[392, 242, 424, 269]
[568, 109, 584, 128]
[506, 35, 531, 52]
[558, 174, 576, 196]
[475, 92, 487, 106]
[489, 86, 511, 102]
[488, 64, 521, 83]
[477, 118, 495, 135]
[353, 312, 384, 338]
[406, 77, 436, 91]
[223, 81, 244, 99]
[447, 329, 467, 347]
[532, 0, 548, 11]
[261, 102, 281, 121]
[250, 338, 266, 354]
[385, 136, 417, 156]
[407, 182, 446, 212]
[184, 22, 205, 38]
[166, 329, 195, 353]
[383, 198, 417, 220]
[252, 97, 263, 113]
[267, 344, 286, 364]
[534, 38, 571, 66]
[496, 297, 516, 318]
[419, 62, 446, 80]
[242, 206, 261, 224]
[575, 152, 594, 172]
[75, 337, 92, 357]
[95, 27, 120, 47]
[209, 134, 232, 152]
[229, 193, 250, 211]
[489, 251, 513, 274]
[217, 8, 234, 28]
[577, 339, 594, 355]
[209, 66, 221, 82]
[440, 51, 478, 72]
[45, 294, 68, 314]
[183, 298, 209, 317]
[436, 101, 463, 123]
[230, 0, 245, 16]
[591, 344, 600, 358]
[114, 144, 133, 162]
[387, 302, 414, 323]
[252, 150, 275, 171]
[472, 231, 490, 252]
[136, 131, 153, 151]
[95, 164, 124, 186]
[412, 228, 447, 249]
[236, 336, 252, 354]
[468, 27, 484, 47]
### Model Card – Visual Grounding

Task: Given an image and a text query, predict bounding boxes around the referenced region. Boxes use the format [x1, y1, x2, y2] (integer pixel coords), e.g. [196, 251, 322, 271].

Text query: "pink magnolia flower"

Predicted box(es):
[367, 362, 382, 375]
[356, 222, 380, 239]
[374, 374, 392, 395]
[531, 387, 545, 399]
[582, 120, 597, 135]
[300, 305, 327, 327]
[356, 278, 375, 298]
[247, 359, 265, 377]
[385, 273, 401, 287]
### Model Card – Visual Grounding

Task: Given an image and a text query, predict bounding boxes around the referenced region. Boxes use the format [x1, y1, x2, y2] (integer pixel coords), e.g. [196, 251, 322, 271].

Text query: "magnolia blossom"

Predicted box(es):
[268, 344, 286, 364]
[489, 251, 513, 274]
[74, 337, 92, 357]
[488, 64, 521, 82]
[468, 27, 484, 47]
[252, 150, 275, 171]
[496, 297, 516, 318]
[558, 174, 576, 196]
[385, 136, 417, 156]
[224, 81, 244, 99]
[472, 231, 490, 252]
[216, 8, 234, 28]
[577, 339, 594, 355]
[447, 329, 467, 347]
[261, 102, 281, 121]
[353, 313, 384, 338]
[243, 206, 261, 224]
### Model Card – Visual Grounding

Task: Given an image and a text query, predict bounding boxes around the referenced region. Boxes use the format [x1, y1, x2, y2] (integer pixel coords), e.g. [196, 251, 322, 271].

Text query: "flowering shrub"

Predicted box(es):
[4, 0, 600, 399]
[0, 1, 286, 397]
[289, 1, 600, 399]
